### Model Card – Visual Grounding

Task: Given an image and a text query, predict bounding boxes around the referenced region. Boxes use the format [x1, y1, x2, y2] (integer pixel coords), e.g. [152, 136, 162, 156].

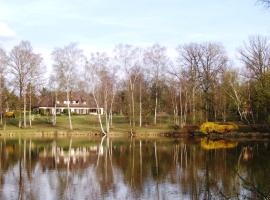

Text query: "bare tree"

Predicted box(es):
[138, 73, 144, 127]
[49, 74, 59, 126]
[197, 43, 227, 121]
[239, 35, 270, 121]
[8, 41, 37, 128]
[173, 43, 227, 122]
[28, 53, 43, 127]
[84, 52, 118, 135]
[84, 55, 106, 135]
[167, 77, 180, 126]
[144, 44, 169, 125]
[52, 43, 82, 130]
[223, 70, 250, 123]
[0, 48, 8, 125]
[114, 44, 142, 132]
[239, 36, 270, 81]
[176, 44, 201, 125]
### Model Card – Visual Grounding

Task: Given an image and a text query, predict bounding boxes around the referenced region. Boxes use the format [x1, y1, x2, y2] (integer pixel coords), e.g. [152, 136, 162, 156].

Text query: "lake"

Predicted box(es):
[0, 136, 269, 200]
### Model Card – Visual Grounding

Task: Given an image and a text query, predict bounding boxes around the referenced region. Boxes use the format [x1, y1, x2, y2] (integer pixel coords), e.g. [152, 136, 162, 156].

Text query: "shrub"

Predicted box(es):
[4, 112, 15, 118]
[39, 109, 47, 116]
[200, 122, 238, 134]
[32, 109, 39, 115]
[72, 112, 78, 116]
[63, 109, 68, 115]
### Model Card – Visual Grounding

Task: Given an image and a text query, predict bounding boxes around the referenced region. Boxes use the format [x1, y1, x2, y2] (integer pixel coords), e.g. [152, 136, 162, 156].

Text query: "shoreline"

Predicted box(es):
[0, 129, 270, 140]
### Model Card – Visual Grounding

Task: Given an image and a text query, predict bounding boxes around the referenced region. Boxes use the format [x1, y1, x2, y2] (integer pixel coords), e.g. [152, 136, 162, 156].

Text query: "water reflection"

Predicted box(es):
[0, 137, 269, 200]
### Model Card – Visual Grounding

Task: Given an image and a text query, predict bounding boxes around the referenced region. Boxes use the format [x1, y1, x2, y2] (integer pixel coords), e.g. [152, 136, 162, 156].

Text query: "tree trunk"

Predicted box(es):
[154, 90, 158, 125]
[29, 84, 32, 128]
[179, 83, 183, 127]
[53, 93, 57, 126]
[205, 102, 209, 122]
[192, 85, 196, 124]
[214, 106, 217, 122]
[104, 89, 109, 133]
[23, 88, 27, 128]
[184, 89, 188, 125]
[109, 112, 112, 126]
[0, 74, 2, 125]
[139, 80, 142, 127]
[19, 87, 22, 128]
[92, 92, 106, 135]
[109, 91, 116, 127]
[128, 80, 132, 130]
[131, 83, 135, 128]
[223, 98, 227, 122]
[175, 105, 179, 125]
[66, 91, 73, 130]
[3, 117, 6, 130]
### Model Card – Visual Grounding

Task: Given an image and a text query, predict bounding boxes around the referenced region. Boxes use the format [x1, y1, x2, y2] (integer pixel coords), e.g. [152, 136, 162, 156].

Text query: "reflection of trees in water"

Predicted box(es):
[0, 139, 41, 199]
[95, 136, 114, 195]
[236, 144, 270, 199]
[0, 138, 269, 199]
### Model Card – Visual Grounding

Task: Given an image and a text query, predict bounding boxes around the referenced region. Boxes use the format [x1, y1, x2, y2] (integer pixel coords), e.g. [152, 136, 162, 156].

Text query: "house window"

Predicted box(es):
[64, 101, 68, 104]
[64, 101, 70, 105]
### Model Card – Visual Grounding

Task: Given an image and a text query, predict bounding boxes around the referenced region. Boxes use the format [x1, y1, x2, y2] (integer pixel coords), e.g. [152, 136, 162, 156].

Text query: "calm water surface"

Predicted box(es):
[0, 136, 269, 200]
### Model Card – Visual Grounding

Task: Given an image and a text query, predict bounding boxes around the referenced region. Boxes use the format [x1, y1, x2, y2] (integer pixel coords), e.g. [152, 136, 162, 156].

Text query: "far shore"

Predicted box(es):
[1, 129, 270, 141]
[1, 115, 270, 140]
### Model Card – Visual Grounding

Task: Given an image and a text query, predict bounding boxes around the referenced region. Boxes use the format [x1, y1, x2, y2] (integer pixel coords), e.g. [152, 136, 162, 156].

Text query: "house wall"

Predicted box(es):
[38, 107, 103, 115]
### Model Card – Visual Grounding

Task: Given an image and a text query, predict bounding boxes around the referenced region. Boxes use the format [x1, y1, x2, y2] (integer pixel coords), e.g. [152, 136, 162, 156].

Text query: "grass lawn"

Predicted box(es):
[0, 114, 175, 134]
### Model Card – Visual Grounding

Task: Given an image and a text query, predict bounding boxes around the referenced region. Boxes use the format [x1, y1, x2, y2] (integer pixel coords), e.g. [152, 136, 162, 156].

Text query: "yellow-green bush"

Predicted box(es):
[200, 122, 238, 134]
[4, 112, 15, 118]
[201, 138, 238, 150]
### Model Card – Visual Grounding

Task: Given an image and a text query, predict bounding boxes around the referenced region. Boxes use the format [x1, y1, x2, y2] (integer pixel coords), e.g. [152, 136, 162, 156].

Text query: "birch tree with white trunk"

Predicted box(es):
[239, 36, 270, 122]
[223, 70, 251, 123]
[8, 41, 37, 128]
[144, 44, 169, 125]
[52, 43, 83, 130]
[176, 44, 200, 125]
[49, 74, 59, 126]
[84, 52, 118, 135]
[114, 44, 142, 133]
[28, 53, 43, 128]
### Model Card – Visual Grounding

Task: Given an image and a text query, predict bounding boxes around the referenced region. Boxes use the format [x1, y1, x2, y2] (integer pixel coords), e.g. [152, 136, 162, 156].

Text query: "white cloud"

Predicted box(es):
[0, 22, 16, 39]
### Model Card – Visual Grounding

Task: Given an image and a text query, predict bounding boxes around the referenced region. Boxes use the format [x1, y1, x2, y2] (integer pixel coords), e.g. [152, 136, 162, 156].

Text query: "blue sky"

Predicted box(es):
[0, 0, 270, 69]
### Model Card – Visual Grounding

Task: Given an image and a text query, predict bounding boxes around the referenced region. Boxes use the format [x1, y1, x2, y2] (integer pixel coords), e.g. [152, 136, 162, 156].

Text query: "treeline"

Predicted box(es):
[0, 35, 270, 132]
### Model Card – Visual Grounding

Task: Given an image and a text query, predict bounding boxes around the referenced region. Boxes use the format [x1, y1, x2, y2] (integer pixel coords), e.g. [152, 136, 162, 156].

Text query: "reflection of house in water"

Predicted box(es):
[35, 91, 103, 115]
[39, 145, 101, 169]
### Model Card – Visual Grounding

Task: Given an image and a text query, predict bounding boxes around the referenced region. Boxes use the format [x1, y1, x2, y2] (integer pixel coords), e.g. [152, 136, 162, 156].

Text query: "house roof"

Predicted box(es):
[36, 91, 96, 108]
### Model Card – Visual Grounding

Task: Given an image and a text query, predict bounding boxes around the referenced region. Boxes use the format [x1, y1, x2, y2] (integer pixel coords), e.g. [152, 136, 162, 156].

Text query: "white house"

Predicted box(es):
[36, 92, 104, 115]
